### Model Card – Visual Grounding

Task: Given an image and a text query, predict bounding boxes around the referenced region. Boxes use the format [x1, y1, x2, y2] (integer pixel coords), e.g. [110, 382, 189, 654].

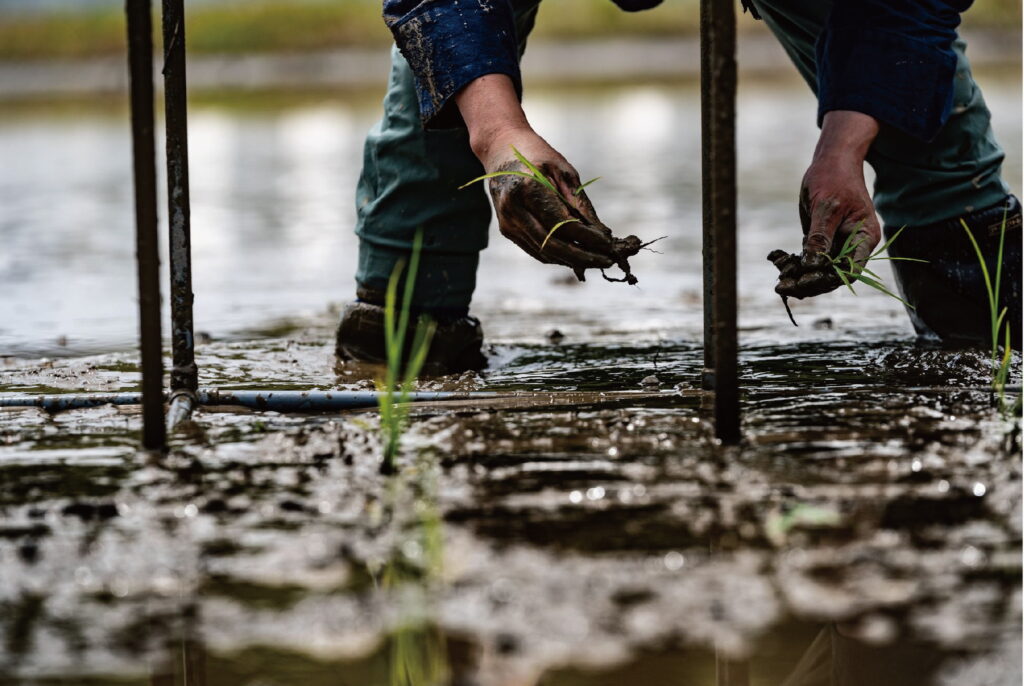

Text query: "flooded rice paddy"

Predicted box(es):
[1, 74, 1022, 684]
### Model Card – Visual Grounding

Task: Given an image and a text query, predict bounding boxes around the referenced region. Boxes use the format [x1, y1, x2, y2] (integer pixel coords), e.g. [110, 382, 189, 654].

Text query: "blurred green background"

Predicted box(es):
[0, 0, 1019, 60]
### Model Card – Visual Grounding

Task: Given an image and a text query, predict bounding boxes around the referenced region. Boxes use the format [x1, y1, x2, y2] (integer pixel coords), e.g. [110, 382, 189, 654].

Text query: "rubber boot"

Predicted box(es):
[335, 299, 487, 376]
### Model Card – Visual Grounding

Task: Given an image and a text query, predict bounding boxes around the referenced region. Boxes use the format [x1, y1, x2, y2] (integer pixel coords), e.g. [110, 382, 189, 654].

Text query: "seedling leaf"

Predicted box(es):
[861, 265, 882, 280]
[870, 225, 907, 259]
[574, 177, 601, 196]
[541, 218, 581, 251]
[458, 170, 539, 190]
[510, 145, 559, 196]
[851, 272, 913, 309]
[872, 257, 929, 263]
[832, 264, 857, 295]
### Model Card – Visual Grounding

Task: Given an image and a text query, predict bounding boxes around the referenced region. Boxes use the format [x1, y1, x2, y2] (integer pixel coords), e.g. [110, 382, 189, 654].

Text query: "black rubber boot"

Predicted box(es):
[335, 301, 487, 376]
[884, 194, 1022, 349]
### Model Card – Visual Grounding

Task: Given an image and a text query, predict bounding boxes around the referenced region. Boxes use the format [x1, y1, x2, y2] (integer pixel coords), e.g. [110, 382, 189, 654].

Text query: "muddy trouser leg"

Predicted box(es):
[748, 0, 1021, 348]
[353, 3, 541, 315]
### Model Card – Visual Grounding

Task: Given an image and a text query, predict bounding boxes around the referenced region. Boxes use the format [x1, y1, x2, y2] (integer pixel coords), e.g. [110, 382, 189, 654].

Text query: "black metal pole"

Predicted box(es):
[700, 0, 716, 394]
[716, 651, 750, 686]
[162, 0, 197, 397]
[700, 0, 740, 443]
[126, 0, 166, 450]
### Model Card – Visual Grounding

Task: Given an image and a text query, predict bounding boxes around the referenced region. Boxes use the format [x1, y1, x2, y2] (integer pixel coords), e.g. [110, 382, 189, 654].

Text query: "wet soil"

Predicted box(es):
[1, 318, 1020, 686]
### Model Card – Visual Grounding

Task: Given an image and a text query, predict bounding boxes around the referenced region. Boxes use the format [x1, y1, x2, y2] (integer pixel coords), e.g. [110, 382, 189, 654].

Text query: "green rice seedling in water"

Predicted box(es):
[960, 215, 1017, 413]
[378, 231, 437, 473]
[829, 224, 927, 308]
[459, 145, 599, 248]
[383, 457, 449, 686]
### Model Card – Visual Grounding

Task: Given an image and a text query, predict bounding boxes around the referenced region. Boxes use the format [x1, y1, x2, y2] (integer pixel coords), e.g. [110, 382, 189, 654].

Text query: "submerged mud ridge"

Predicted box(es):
[0, 329, 1021, 685]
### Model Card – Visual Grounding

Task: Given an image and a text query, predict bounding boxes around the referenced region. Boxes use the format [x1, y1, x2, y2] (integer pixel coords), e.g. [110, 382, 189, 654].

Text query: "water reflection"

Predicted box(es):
[1, 76, 1019, 356]
[380, 453, 450, 686]
[136, 620, 1006, 685]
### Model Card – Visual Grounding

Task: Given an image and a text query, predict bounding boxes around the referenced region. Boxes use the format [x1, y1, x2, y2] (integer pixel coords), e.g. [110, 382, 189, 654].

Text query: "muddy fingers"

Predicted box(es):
[485, 160, 644, 283]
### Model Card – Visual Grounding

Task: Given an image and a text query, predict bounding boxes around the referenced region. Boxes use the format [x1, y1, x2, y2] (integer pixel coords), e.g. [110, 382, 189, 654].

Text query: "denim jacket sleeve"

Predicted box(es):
[384, 0, 663, 128]
[816, 0, 973, 141]
[383, 0, 522, 128]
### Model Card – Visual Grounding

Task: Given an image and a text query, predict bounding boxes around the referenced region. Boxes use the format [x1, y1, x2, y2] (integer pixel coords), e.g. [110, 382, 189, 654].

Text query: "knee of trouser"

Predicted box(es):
[355, 240, 480, 312]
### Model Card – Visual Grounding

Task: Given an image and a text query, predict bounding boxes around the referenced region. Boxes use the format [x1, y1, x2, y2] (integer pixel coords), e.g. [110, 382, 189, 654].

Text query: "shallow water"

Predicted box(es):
[1, 75, 1022, 685]
[0, 74, 1020, 356]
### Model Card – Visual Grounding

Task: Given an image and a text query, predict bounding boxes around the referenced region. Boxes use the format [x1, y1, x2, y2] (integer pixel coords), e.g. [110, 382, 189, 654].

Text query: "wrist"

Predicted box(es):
[813, 110, 879, 167]
[468, 120, 533, 168]
[454, 73, 531, 166]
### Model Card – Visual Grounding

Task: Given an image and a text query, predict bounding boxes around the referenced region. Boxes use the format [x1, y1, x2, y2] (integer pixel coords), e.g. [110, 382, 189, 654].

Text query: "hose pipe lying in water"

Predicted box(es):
[0, 390, 497, 413]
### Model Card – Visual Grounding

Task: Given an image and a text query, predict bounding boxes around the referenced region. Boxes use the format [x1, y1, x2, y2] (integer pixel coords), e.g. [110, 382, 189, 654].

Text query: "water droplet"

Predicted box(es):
[402, 540, 422, 561]
[586, 486, 606, 501]
[183, 503, 198, 518]
[911, 459, 922, 472]
[663, 551, 685, 571]
[960, 545, 984, 567]
[74, 566, 93, 586]
[937, 480, 950, 493]
[972, 482, 986, 497]
[318, 500, 333, 514]
[607, 446, 619, 457]
[569, 490, 584, 504]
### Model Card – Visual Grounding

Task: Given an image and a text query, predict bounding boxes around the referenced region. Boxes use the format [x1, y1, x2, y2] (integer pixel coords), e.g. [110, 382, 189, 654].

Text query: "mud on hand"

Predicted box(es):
[767, 249, 843, 301]
[487, 161, 643, 285]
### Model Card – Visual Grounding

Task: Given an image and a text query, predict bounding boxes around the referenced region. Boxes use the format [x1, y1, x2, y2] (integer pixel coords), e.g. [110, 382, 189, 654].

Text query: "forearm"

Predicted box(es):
[813, 111, 880, 168]
[455, 74, 532, 165]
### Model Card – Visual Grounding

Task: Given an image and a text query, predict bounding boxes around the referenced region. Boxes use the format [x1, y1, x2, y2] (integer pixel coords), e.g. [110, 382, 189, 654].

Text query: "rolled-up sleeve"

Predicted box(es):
[384, 0, 521, 128]
[816, 0, 972, 141]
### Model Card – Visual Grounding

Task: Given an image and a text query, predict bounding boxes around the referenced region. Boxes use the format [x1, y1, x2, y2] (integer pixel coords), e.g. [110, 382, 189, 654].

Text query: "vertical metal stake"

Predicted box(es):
[162, 0, 197, 396]
[716, 650, 751, 686]
[700, 0, 716, 393]
[125, 0, 166, 450]
[700, 0, 740, 443]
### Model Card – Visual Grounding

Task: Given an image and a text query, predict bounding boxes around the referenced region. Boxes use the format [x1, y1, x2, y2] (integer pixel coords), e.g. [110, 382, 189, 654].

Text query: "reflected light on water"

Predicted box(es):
[0, 76, 1020, 357]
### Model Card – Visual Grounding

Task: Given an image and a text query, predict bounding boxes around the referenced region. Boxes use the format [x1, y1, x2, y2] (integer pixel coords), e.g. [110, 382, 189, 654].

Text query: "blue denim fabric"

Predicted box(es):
[383, 0, 661, 128]
[383, 0, 522, 128]
[384, 0, 974, 141]
[816, 0, 973, 141]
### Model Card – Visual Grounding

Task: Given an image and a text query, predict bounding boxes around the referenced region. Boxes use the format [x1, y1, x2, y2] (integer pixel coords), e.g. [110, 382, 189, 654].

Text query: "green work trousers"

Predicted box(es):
[354, 0, 1009, 311]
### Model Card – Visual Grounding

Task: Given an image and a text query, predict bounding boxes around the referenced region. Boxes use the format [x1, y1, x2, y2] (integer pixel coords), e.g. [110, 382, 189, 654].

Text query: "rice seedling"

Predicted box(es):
[459, 145, 598, 248]
[378, 231, 437, 474]
[829, 225, 926, 308]
[769, 225, 926, 325]
[382, 457, 449, 686]
[960, 215, 1017, 413]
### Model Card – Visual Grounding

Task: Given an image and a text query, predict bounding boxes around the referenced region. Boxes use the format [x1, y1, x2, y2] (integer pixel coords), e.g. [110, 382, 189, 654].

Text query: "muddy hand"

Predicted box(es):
[454, 75, 641, 282]
[485, 143, 641, 283]
[773, 111, 882, 299]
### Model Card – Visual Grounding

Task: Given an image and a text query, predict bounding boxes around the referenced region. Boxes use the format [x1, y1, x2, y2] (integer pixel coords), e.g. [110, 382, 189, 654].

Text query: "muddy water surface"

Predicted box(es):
[1, 75, 1023, 685]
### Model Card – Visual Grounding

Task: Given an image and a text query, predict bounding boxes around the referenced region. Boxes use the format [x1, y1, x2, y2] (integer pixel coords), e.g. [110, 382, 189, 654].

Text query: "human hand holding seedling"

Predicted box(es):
[772, 111, 882, 299]
[455, 75, 644, 283]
